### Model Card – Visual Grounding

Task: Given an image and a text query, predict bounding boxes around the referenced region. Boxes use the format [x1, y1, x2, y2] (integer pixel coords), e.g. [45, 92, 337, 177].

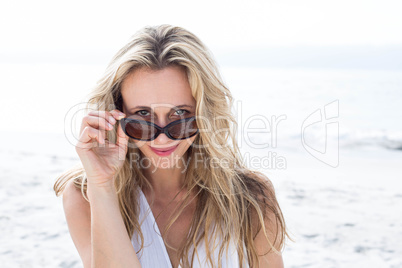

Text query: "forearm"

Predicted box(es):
[88, 184, 141, 268]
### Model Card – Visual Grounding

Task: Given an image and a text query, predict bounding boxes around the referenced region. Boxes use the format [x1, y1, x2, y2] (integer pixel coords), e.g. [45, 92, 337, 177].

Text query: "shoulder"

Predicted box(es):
[237, 169, 275, 201]
[252, 199, 285, 267]
[238, 170, 285, 267]
[63, 179, 90, 212]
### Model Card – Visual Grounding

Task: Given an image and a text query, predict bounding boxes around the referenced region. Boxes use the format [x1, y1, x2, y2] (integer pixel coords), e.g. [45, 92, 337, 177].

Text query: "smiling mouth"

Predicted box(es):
[151, 145, 178, 151]
[149, 144, 180, 156]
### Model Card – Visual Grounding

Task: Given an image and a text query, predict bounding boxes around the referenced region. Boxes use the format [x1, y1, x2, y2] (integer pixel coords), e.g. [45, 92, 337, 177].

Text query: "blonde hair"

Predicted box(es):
[54, 24, 290, 267]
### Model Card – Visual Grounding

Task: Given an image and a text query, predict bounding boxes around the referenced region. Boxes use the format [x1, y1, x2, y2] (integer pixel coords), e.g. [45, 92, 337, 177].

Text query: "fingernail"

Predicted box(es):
[107, 123, 113, 129]
[109, 116, 116, 124]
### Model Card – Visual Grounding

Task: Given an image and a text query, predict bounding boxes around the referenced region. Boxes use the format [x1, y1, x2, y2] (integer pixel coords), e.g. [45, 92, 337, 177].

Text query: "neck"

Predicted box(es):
[141, 153, 190, 202]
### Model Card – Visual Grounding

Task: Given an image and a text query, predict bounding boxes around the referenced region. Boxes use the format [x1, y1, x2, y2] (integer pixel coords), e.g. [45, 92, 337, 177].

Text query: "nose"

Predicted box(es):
[152, 132, 171, 144]
[150, 119, 172, 145]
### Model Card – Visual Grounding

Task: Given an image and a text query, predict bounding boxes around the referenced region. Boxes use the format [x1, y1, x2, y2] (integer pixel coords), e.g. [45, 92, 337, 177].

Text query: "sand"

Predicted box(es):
[1, 131, 401, 267]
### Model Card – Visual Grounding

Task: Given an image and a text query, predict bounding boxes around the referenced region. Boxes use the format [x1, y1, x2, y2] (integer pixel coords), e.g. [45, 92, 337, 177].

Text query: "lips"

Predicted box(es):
[150, 144, 179, 156]
[151, 145, 178, 152]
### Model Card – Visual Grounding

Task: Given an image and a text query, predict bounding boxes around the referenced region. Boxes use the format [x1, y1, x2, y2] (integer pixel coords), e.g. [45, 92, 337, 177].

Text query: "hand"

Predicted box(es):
[75, 109, 128, 189]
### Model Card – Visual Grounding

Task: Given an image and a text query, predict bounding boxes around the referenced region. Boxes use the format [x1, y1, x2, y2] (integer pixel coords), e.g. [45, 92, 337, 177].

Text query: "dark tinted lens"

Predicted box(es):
[168, 118, 198, 139]
[125, 121, 157, 140]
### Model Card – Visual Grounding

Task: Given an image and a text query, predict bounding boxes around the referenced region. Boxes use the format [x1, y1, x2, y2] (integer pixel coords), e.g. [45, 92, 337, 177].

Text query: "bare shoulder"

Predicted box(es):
[245, 171, 285, 268]
[63, 180, 90, 207]
[62, 179, 91, 268]
[253, 206, 285, 267]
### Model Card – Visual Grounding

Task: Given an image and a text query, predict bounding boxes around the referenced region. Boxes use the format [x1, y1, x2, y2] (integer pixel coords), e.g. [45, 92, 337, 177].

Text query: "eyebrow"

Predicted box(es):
[129, 104, 194, 112]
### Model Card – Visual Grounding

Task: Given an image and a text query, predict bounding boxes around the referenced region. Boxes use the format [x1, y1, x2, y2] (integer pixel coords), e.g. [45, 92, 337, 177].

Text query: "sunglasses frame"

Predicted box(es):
[120, 116, 199, 141]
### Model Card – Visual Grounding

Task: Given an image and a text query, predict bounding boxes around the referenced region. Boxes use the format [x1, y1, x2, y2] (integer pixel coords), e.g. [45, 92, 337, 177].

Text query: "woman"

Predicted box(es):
[54, 24, 290, 268]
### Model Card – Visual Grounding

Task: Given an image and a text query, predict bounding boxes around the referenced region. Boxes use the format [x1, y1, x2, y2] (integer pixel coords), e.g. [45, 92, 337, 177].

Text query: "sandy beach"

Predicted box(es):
[1, 130, 401, 267]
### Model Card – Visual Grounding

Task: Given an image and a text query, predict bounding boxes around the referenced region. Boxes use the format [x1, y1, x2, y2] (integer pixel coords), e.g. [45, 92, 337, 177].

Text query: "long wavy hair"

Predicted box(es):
[54, 24, 290, 268]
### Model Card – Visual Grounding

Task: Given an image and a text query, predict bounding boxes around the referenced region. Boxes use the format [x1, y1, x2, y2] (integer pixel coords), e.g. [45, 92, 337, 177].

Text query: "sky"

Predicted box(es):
[0, 0, 401, 134]
[0, 0, 402, 67]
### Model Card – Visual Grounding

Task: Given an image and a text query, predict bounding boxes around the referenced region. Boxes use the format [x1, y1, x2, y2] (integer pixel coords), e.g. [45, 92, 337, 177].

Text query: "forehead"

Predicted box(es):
[120, 65, 195, 111]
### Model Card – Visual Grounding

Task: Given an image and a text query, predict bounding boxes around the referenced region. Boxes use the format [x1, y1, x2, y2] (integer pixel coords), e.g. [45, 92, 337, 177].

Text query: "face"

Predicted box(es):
[120, 65, 198, 170]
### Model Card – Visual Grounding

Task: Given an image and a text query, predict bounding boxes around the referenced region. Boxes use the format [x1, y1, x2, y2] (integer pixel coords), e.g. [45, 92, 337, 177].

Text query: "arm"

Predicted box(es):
[63, 180, 91, 268]
[87, 183, 141, 268]
[65, 109, 140, 267]
[63, 180, 142, 268]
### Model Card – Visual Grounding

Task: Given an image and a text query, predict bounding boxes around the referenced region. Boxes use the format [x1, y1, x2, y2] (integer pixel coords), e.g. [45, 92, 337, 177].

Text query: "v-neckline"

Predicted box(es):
[139, 188, 176, 268]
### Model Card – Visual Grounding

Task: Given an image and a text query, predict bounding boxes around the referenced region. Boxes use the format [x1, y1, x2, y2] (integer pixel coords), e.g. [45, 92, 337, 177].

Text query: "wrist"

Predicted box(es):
[86, 177, 115, 190]
[87, 181, 117, 201]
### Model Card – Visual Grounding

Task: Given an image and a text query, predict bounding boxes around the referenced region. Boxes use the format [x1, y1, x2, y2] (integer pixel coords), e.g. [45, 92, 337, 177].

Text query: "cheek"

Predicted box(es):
[177, 135, 197, 152]
[181, 137, 194, 148]
[132, 140, 148, 150]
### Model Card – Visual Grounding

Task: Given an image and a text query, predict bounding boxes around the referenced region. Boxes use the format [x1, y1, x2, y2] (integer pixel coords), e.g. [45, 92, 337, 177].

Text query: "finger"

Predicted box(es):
[81, 110, 116, 134]
[78, 110, 124, 143]
[87, 109, 124, 126]
[88, 110, 117, 124]
[85, 115, 114, 131]
[79, 115, 108, 143]
[109, 109, 126, 121]
[116, 120, 129, 147]
[76, 126, 105, 151]
[116, 121, 129, 160]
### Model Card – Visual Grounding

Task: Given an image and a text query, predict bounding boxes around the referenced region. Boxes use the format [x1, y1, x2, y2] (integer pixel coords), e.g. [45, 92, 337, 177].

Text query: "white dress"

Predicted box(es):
[131, 188, 249, 268]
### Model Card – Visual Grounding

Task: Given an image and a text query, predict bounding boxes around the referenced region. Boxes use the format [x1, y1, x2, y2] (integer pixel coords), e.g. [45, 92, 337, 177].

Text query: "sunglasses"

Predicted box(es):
[120, 116, 199, 141]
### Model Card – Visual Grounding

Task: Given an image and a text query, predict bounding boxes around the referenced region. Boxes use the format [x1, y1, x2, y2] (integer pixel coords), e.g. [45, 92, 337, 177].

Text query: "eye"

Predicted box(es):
[136, 110, 150, 116]
[174, 109, 189, 116]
